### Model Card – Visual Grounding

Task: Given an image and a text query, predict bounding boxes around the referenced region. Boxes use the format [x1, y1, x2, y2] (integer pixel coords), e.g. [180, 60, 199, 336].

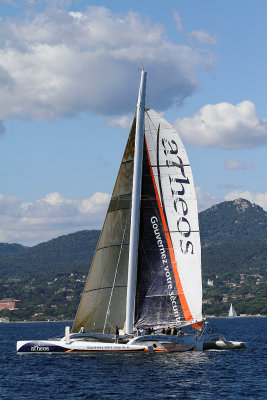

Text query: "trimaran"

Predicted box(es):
[17, 71, 244, 354]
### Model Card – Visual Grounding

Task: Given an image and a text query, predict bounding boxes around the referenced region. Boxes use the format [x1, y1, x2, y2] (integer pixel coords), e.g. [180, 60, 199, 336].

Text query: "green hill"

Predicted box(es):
[0, 230, 100, 278]
[0, 198, 266, 320]
[0, 243, 27, 256]
[199, 198, 267, 246]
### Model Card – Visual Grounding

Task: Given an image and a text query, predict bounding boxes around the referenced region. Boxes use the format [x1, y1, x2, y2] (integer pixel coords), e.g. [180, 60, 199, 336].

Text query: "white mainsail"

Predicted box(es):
[228, 304, 237, 318]
[143, 109, 202, 325]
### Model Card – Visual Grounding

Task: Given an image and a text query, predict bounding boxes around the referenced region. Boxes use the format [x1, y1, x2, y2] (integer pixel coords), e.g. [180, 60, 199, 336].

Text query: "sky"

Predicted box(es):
[1, 0, 267, 246]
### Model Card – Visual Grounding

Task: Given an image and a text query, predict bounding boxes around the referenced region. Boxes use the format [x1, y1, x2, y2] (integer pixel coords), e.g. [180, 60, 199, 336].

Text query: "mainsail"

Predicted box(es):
[73, 72, 203, 334]
[134, 109, 202, 330]
[228, 304, 237, 318]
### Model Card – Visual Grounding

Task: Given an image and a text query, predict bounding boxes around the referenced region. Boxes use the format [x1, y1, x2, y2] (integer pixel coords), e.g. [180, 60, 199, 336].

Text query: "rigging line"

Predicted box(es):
[103, 209, 130, 334]
[84, 285, 126, 294]
[97, 244, 130, 251]
[149, 164, 190, 167]
[106, 320, 115, 331]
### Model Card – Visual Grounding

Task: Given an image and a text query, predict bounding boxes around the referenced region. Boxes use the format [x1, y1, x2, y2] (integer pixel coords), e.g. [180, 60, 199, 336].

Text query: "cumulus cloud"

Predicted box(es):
[187, 30, 218, 45]
[224, 160, 254, 170]
[225, 190, 267, 211]
[1, 188, 265, 245]
[196, 187, 267, 212]
[174, 100, 267, 149]
[0, 192, 110, 246]
[108, 115, 132, 129]
[0, 6, 213, 121]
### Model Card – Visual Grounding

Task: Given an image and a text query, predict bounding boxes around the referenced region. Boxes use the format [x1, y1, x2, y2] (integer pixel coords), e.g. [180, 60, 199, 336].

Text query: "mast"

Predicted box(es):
[125, 70, 147, 334]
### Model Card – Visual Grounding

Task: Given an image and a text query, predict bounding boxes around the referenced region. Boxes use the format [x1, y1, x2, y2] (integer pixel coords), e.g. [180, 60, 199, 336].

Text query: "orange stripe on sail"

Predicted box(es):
[191, 321, 203, 330]
[144, 138, 193, 322]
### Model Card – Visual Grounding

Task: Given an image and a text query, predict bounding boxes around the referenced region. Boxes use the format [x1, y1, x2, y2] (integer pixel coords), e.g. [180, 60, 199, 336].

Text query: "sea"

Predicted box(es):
[0, 318, 266, 400]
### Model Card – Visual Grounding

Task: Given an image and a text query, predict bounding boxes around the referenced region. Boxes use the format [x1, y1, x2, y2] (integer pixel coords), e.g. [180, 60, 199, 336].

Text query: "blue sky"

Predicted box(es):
[1, 0, 267, 245]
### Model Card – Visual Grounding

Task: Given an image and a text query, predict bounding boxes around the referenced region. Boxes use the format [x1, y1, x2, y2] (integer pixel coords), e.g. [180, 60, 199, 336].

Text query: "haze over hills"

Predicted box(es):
[0, 199, 266, 319]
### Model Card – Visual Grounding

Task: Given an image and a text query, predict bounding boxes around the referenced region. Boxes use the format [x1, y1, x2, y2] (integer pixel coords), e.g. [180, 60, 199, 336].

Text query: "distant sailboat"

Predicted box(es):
[228, 304, 237, 318]
[17, 70, 205, 354]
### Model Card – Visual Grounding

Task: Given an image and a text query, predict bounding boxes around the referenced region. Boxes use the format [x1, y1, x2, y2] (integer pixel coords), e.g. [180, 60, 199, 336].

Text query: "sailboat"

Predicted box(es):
[17, 70, 204, 354]
[228, 304, 237, 318]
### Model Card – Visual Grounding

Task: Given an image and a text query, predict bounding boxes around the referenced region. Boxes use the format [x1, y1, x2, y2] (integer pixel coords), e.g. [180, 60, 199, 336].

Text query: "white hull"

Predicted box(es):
[17, 334, 203, 354]
[203, 335, 246, 350]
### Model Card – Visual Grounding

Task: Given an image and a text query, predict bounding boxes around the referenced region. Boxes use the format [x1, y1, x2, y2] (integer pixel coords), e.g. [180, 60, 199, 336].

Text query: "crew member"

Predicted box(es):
[178, 328, 184, 336]
[115, 326, 119, 343]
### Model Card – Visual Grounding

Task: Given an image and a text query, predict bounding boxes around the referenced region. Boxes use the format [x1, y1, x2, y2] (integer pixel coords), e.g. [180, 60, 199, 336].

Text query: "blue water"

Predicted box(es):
[0, 318, 266, 399]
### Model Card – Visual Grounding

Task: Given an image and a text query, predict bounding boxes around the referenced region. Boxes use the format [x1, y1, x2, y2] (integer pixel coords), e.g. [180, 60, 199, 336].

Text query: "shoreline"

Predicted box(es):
[3, 315, 266, 323]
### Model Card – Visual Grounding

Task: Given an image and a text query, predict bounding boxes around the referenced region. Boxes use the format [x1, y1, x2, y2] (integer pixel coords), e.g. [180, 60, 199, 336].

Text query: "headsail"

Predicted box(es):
[134, 109, 203, 330]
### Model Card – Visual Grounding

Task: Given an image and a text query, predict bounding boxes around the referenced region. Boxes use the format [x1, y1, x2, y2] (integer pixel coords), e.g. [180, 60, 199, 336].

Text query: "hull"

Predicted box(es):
[16, 339, 147, 354]
[17, 334, 203, 354]
[203, 335, 246, 350]
[129, 334, 203, 352]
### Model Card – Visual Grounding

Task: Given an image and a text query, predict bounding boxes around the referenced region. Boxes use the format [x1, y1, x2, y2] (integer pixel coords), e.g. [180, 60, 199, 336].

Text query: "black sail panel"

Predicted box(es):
[134, 138, 184, 330]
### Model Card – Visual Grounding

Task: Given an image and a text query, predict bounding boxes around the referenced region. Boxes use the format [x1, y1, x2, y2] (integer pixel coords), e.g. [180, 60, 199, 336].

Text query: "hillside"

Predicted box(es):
[199, 198, 267, 246]
[0, 230, 100, 278]
[0, 243, 27, 256]
[0, 198, 266, 320]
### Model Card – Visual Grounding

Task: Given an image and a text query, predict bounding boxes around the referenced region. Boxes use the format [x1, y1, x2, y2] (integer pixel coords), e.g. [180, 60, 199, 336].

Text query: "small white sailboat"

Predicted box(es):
[228, 303, 237, 318]
[17, 70, 204, 354]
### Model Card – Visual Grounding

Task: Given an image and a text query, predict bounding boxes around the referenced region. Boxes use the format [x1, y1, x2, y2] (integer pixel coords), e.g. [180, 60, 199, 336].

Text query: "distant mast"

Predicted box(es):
[125, 70, 147, 334]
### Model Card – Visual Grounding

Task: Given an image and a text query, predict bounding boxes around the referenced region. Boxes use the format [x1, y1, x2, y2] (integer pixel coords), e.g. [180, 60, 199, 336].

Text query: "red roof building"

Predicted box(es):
[0, 299, 21, 310]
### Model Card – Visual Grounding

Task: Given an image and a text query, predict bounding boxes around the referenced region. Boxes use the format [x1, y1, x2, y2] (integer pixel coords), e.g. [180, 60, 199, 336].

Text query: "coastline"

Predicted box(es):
[4, 315, 266, 323]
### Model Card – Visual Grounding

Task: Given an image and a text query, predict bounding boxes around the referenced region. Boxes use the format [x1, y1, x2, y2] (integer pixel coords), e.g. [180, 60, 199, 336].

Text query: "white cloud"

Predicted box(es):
[224, 160, 254, 170]
[174, 100, 267, 149]
[79, 192, 110, 214]
[0, 192, 110, 246]
[196, 187, 267, 212]
[174, 11, 183, 32]
[187, 30, 218, 45]
[108, 115, 132, 129]
[195, 186, 220, 211]
[0, 6, 213, 120]
[1, 188, 265, 245]
[224, 190, 267, 211]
